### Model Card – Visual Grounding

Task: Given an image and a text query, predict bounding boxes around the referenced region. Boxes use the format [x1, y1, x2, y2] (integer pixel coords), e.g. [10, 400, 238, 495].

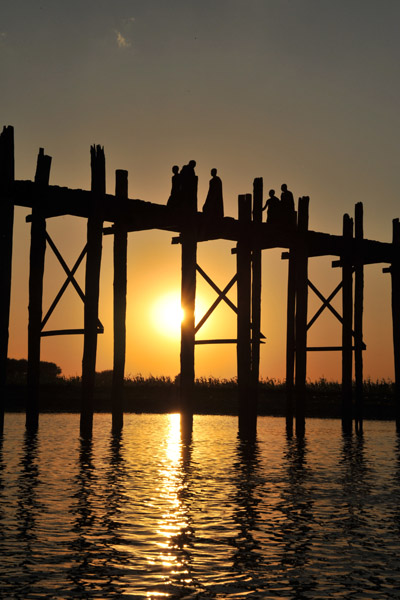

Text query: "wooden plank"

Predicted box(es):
[354, 202, 364, 431]
[295, 196, 309, 437]
[342, 213, 353, 432]
[27, 148, 51, 430]
[112, 170, 128, 432]
[179, 169, 198, 422]
[251, 177, 263, 393]
[391, 218, 400, 433]
[81, 145, 105, 435]
[237, 193, 254, 437]
[0, 126, 14, 433]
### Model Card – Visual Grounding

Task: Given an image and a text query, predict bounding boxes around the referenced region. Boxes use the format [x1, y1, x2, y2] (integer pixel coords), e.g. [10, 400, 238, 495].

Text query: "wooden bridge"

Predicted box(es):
[1, 125, 399, 437]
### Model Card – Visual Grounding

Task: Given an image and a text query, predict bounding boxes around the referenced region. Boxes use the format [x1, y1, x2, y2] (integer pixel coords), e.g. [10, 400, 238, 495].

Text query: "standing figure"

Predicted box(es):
[180, 160, 197, 213]
[280, 183, 296, 226]
[262, 189, 281, 224]
[166, 165, 181, 210]
[202, 168, 224, 219]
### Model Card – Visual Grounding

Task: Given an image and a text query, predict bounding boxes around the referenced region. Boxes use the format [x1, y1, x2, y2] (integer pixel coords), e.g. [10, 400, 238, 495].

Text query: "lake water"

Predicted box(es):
[0, 413, 400, 599]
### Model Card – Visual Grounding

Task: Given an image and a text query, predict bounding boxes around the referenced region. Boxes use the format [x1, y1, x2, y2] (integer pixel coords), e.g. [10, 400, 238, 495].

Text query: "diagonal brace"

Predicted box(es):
[43, 232, 103, 331]
[307, 279, 344, 330]
[195, 273, 237, 333]
[196, 264, 238, 315]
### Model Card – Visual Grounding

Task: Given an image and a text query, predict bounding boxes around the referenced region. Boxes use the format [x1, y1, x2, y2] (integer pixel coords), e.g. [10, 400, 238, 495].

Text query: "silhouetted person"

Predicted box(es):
[262, 189, 281, 224]
[202, 168, 224, 219]
[167, 165, 181, 210]
[281, 183, 296, 226]
[180, 160, 197, 213]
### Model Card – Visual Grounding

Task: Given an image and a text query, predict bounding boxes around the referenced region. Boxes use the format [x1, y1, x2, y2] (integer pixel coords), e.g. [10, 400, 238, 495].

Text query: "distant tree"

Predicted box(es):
[7, 358, 63, 384]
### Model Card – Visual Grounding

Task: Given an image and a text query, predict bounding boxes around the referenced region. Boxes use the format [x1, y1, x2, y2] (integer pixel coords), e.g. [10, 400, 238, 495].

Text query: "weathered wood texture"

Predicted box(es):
[391, 219, 400, 432]
[285, 232, 297, 432]
[112, 170, 128, 432]
[27, 148, 52, 430]
[251, 178, 263, 394]
[81, 145, 105, 435]
[295, 197, 309, 437]
[0, 126, 14, 432]
[354, 202, 364, 431]
[342, 213, 354, 432]
[237, 193, 254, 437]
[179, 174, 198, 417]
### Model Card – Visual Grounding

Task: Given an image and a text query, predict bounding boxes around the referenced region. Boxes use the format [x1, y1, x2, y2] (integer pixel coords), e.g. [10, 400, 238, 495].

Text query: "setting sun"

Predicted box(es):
[150, 291, 210, 339]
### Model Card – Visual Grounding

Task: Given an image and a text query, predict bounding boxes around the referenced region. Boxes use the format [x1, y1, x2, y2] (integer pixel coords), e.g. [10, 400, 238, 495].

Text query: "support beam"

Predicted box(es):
[81, 145, 105, 435]
[0, 126, 14, 433]
[112, 170, 128, 432]
[391, 218, 400, 433]
[285, 246, 296, 433]
[342, 213, 353, 433]
[237, 193, 253, 437]
[251, 178, 262, 395]
[179, 169, 198, 434]
[354, 202, 364, 432]
[27, 148, 51, 430]
[295, 196, 309, 437]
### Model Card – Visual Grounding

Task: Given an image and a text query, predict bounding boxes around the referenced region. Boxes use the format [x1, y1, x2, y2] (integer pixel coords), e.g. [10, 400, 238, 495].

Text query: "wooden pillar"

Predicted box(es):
[294, 196, 309, 437]
[391, 218, 400, 433]
[251, 178, 263, 394]
[0, 126, 15, 433]
[285, 244, 297, 433]
[81, 145, 105, 435]
[112, 170, 128, 432]
[179, 172, 198, 431]
[354, 203, 364, 432]
[27, 148, 52, 430]
[237, 193, 253, 437]
[342, 213, 353, 433]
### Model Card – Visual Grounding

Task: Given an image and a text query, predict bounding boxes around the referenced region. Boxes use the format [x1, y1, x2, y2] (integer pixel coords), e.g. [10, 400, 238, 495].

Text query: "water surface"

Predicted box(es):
[1, 413, 399, 599]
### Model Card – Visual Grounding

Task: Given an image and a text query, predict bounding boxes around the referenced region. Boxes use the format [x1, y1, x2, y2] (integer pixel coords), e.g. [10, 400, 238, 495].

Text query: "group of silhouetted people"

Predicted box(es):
[262, 184, 296, 227]
[167, 165, 295, 227]
[167, 162, 224, 219]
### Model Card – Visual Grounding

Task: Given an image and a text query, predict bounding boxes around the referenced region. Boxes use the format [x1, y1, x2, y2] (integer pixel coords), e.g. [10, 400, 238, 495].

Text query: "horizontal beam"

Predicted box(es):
[41, 328, 104, 337]
[306, 345, 365, 351]
[195, 339, 265, 345]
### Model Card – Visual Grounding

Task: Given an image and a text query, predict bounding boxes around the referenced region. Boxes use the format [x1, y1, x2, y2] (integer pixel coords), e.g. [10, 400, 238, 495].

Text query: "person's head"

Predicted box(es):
[211, 168, 217, 177]
[281, 183, 287, 192]
[189, 160, 196, 168]
[269, 189, 275, 197]
[172, 165, 179, 174]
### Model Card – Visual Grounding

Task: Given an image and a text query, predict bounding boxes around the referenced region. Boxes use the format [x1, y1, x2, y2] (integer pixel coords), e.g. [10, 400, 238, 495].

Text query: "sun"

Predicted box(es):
[151, 291, 208, 339]
[151, 292, 184, 339]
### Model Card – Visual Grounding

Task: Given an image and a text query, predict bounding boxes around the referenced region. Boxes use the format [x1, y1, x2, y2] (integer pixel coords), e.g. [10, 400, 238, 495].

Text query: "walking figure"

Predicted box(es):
[280, 183, 296, 226]
[166, 165, 181, 211]
[180, 160, 197, 213]
[202, 168, 224, 219]
[262, 189, 281, 224]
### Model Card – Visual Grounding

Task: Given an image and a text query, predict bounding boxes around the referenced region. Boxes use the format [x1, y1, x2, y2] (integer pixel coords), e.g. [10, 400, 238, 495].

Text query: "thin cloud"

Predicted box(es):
[115, 30, 131, 48]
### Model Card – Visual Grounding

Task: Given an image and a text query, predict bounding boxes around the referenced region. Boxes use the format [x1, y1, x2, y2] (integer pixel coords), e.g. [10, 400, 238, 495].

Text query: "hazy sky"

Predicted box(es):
[2, 0, 400, 381]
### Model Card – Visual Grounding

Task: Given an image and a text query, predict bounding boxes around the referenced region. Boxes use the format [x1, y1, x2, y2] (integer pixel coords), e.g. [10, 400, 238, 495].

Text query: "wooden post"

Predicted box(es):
[27, 148, 51, 430]
[0, 126, 15, 433]
[294, 196, 309, 437]
[179, 171, 198, 433]
[237, 193, 253, 437]
[354, 203, 364, 433]
[81, 145, 105, 435]
[112, 170, 128, 432]
[251, 178, 263, 395]
[391, 218, 400, 433]
[285, 244, 297, 433]
[342, 213, 353, 433]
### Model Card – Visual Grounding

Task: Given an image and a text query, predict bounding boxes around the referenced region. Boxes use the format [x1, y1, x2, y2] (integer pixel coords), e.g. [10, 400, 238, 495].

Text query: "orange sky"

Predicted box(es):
[3, 0, 400, 381]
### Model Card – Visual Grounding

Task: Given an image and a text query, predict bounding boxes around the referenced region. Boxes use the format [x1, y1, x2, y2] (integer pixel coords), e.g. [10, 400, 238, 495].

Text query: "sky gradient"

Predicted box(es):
[2, 0, 400, 381]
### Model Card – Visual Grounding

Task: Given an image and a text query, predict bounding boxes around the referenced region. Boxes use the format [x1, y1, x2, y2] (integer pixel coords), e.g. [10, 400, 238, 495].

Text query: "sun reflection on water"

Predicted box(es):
[151, 413, 194, 589]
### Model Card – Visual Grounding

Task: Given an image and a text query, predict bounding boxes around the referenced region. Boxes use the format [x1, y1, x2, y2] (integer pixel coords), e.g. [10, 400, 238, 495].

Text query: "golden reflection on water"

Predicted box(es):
[152, 413, 193, 587]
